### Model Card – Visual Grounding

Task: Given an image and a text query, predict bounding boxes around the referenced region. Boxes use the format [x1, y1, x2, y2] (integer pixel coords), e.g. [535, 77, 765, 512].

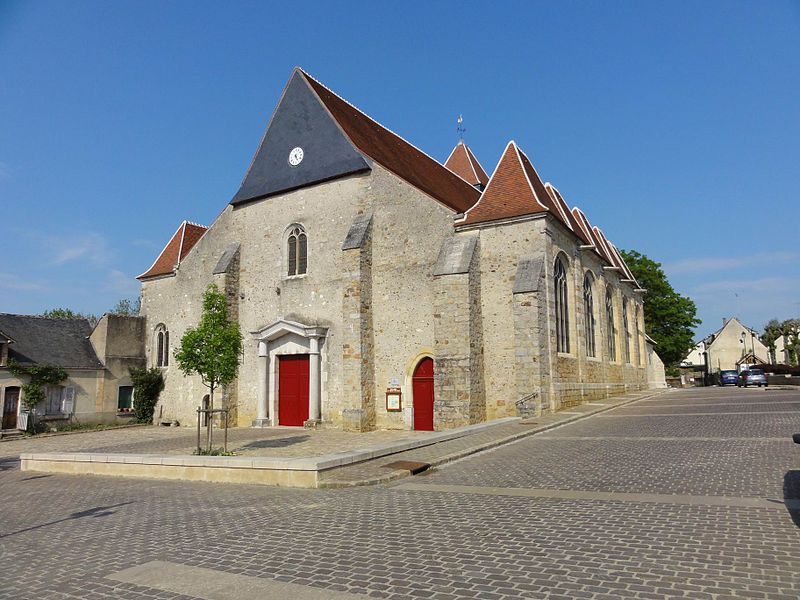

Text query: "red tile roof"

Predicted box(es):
[299, 69, 481, 213]
[544, 184, 592, 246]
[459, 142, 550, 225]
[444, 141, 489, 187]
[137, 221, 207, 280]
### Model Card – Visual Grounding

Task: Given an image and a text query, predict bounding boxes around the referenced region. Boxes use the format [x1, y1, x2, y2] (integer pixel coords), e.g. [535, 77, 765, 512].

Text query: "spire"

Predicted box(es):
[444, 141, 489, 189]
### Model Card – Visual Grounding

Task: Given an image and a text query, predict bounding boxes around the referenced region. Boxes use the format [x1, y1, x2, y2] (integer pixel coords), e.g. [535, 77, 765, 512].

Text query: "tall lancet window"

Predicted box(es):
[286, 225, 308, 276]
[554, 257, 570, 353]
[155, 324, 169, 368]
[606, 289, 616, 361]
[623, 298, 631, 363]
[584, 273, 596, 358]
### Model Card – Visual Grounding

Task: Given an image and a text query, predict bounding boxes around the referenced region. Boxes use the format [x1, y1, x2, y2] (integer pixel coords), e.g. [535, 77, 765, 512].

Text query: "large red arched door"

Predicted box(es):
[278, 355, 310, 426]
[412, 357, 435, 431]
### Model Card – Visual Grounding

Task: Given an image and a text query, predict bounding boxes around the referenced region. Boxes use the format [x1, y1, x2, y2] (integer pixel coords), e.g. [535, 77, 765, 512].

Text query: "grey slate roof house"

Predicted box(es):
[0, 313, 146, 431]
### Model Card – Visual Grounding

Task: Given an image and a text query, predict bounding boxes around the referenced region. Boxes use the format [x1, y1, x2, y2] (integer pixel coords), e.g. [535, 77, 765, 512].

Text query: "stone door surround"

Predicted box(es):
[251, 319, 328, 427]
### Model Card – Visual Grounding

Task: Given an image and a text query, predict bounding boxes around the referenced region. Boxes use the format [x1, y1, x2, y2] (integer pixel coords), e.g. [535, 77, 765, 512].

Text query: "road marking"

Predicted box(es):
[395, 483, 800, 510]
[107, 560, 372, 599]
[531, 436, 792, 442]
[598, 410, 800, 417]
[621, 400, 800, 409]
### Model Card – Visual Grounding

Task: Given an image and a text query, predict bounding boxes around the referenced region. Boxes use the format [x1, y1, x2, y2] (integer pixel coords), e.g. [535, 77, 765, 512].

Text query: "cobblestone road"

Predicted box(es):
[1, 387, 799, 599]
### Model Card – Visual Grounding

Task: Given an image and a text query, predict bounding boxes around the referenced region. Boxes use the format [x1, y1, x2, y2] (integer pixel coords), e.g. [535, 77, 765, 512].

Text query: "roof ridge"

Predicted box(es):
[298, 68, 482, 200]
[0, 312, 90, 322]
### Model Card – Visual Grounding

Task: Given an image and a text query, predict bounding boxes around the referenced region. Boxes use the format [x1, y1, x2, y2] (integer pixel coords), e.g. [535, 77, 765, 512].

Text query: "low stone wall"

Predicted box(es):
[767, 374, 800, 386]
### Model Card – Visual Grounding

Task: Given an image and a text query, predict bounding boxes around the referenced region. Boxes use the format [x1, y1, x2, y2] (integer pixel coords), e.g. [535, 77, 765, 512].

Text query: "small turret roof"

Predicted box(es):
[137, 221, 207, 280]
[444, 141, 489, 187]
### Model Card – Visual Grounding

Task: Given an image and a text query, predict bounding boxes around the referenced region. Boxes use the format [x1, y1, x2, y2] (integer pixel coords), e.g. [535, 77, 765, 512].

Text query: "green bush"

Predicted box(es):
[129, 367, 165, 424]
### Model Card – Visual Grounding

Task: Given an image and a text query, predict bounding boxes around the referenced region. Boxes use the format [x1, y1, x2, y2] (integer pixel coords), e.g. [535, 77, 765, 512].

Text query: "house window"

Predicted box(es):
[46, 385, 64, 415]
[118, 386, 134, 411]
[155, 325, 169, 367]
[287, 225, 308, 276]
[583, 274, 596, 358]
[623, 298, 631, 363]
[554, 257, 570, 353]
[606, 289, 616, 361]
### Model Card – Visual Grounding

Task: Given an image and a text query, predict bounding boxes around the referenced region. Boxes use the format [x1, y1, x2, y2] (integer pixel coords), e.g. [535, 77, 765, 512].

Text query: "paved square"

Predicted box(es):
[1, 387, 799, 599]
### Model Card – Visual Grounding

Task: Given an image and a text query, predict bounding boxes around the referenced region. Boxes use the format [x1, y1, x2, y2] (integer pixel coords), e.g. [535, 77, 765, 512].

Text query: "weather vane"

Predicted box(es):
[457, 114, 466, 141]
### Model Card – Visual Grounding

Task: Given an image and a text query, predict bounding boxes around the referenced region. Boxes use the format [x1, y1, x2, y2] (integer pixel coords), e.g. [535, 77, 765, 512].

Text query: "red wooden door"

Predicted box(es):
[278, 355, 310, 426]
[412, 357, 435, 431]
[3, 387, 20, 430]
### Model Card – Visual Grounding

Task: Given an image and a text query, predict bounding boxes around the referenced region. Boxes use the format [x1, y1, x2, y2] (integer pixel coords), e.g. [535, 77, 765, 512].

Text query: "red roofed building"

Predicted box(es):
[138, 68, 664, 432]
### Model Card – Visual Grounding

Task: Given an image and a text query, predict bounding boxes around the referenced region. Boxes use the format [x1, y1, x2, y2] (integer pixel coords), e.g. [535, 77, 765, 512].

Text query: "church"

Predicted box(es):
[138, 68, 665, 432]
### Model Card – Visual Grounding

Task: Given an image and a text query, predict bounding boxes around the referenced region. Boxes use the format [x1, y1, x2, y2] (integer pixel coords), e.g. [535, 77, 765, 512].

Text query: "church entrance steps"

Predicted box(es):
[18, 388, 668, 488]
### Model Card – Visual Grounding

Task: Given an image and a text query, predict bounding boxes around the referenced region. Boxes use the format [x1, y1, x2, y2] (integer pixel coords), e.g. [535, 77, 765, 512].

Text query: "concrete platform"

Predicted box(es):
[20, 389, 667, 487]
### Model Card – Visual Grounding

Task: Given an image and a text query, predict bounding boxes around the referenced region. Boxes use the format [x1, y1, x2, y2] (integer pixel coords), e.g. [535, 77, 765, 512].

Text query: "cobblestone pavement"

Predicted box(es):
[1, 387, 799, 599]
[0, 423, 430, 460]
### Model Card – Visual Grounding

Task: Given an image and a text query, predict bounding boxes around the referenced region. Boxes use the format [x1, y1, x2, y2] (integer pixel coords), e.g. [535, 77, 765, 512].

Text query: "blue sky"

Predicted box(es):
[1, 1, 798, 339]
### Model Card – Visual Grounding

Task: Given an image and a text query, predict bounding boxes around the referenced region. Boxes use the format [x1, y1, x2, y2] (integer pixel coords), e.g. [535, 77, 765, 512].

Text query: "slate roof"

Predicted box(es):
[0, 314, 103, 369]
[299, 70, 481, 213]
[444, 141, 490, 188]
[138, 221, 208, 280]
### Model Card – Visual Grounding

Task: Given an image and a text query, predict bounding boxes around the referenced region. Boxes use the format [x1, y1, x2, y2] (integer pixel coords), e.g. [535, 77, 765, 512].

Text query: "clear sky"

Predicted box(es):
[1, 1, 798, 340]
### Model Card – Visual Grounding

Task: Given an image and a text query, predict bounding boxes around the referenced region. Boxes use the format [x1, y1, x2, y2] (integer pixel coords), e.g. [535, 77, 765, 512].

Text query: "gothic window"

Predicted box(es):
[554, 257, 570, 353]
[583, 273, 596, 358]
[155, 325, 169, 367]
[606, 289, 616, 361]
[287, 225, 308, 276]
[623, 298, 631, 363]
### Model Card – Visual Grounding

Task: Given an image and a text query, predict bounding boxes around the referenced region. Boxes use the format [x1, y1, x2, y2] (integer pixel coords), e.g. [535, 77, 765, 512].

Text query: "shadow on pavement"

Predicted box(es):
[783, 470, 800, 527]
[0, 502, 133, 539]
[238, 435, 310, 450]
[0, 458, 19, 472]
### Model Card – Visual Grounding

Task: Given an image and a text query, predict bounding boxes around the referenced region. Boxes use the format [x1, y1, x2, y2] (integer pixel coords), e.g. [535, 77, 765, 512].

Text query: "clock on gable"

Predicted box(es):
[288, 147, 304, 166]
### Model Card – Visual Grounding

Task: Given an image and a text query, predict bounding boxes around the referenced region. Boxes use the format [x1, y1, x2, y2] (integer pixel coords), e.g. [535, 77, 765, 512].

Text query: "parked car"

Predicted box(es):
[719, 370, 739, 386]
[737, 368, 768, 387]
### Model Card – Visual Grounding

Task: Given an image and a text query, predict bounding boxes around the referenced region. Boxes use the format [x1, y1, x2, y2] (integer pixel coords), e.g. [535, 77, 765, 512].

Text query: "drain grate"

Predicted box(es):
[382, 460, 431, 475]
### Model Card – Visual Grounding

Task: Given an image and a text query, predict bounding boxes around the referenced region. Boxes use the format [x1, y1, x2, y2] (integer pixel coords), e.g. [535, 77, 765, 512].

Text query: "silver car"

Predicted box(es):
[737, 368, 768, 387]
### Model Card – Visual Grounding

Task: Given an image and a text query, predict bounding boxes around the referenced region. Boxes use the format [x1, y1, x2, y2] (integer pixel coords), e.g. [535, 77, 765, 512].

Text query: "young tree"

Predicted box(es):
[174, 284, 242, 450]
[619, 249, 700, 369]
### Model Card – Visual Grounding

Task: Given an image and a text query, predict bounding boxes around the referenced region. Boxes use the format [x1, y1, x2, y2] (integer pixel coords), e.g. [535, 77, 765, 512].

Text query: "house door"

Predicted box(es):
[2, 387, 20, 430]
[278, 355, 309, 426]
[412, 357, 435, 431]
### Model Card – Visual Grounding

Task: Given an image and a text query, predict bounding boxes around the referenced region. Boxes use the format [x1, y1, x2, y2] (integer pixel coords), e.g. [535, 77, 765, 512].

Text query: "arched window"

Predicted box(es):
[583, 273, 596, 357]
[286, 225, 308, 276]
[606, 290, 616, 361]
[155, 325, 169, 367]
[623, 298, 631, 363]
[554, 257, 570, 353]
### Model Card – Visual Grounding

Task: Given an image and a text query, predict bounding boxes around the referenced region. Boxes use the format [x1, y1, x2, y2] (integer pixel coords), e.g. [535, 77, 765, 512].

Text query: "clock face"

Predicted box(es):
[288, 147, 304, 166]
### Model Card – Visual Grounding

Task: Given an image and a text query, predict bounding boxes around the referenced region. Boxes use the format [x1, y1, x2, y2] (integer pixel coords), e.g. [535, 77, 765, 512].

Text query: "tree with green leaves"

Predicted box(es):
[174, 284, 242, 450]
[129, 367, 164, 424]
[110, 297, 141, 316]
[762, 318, 800, 365]
[619, 250, 700, 369]
[41, 307, 98, 326]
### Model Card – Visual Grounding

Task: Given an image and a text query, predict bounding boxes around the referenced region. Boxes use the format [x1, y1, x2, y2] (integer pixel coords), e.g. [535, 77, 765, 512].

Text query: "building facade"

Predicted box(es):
[0, 314, 145, 430]
[682, 317, 769, 374]
[139, 68, 662, 432]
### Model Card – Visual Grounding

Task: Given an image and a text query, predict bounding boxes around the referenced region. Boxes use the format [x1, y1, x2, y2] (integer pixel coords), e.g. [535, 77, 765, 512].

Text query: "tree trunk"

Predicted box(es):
[206, 385, 215, 451]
